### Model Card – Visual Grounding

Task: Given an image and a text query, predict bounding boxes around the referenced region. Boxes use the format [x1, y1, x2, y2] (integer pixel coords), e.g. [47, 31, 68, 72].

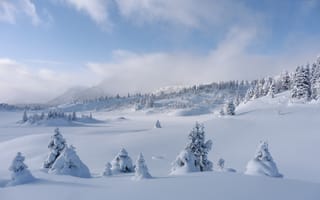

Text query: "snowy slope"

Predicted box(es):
[1, 92, 320, 199]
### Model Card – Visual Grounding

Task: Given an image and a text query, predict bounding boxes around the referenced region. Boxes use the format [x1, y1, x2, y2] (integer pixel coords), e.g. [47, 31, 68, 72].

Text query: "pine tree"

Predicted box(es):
[245, 141, 282, 178]
[22, 110, 28, 122]
[49, 145, 91, 178]
[111, 148, 134, 173]
[133, 153, 152, 180]
[155, 120, 162, 128]
[186, 122, 213, 172]
[291, 66, 311, 101]
[103, 162, 112, 176]
[43, 128, 66, 169]
[279, 71, 291, 92]
[224, 101, 235, 115]
[8, 152, 34, 185]
[171, 149, 198, 174]
[267, 80, 276, 98]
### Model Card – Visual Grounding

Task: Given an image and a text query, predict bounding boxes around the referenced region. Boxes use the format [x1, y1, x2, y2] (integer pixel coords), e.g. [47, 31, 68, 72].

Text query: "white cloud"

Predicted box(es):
[0, 58, 96, 103]
[61, 0, 111, 28]
[0, 0, 41, 25]
[114, 0, 259, 29]
[87, 27, 320, 95]
[0, 1, 17, 24]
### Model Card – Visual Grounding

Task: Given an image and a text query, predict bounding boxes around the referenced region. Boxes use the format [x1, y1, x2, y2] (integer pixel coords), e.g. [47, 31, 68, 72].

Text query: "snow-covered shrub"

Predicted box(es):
[155, 120, 162, 128]
[245, 141, 283, 178]
[216, 158, 236, 173]
[171, 122, 213, 174]
[8, 152, 35, 186]
[49, 145, 91, 178]
[133, 153, 152, 180]
[103, 162, 112, 177]
[43, 128, 66, 169]
[111, 148, 134, 173]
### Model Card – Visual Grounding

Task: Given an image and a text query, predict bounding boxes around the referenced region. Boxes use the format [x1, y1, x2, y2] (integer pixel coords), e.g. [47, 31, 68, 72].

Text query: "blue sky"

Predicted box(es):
[0, 0, 320, 103]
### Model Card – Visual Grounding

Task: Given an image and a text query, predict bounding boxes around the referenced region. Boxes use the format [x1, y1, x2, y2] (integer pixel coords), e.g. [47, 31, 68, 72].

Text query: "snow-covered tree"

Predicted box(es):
[219, 108, 225, 116]
[224, 101, 235, 115]
[43, 128, 66, 169]
[103, 162, 112, 177]
[267, 80, 276, 98]
[132, 153, 152, 180]
[171, 149, 198, 175]
[8, 152, 35, 186]
[111, 148, 134, 173]
[172, 122, 213, 174]
[49, 145, 91, 178]
[279, 71, 291, 92]
[22, 110, 28, 122]
[291, 66, 311, 101]
[245, 141, 283, 178]
[155, 120, 162, 128]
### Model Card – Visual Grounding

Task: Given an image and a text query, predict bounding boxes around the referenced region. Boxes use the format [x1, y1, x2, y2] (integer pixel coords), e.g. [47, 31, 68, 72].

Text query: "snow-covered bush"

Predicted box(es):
[155, 120, 162, 128]
[171, 122, 213, 174]
[103, 162, 112, 177]
[43, 128, 66, 169]
[216, 158, 236, 173]
[111, 148, 134, 173]
[49, 145, 91, 178]
[133, 153, 152, 180]
[245, 141, 283, 178]
[8, 152, 35, 186]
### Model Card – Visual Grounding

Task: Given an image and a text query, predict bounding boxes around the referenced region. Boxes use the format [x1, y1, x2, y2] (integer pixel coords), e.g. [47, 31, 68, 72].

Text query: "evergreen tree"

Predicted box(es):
[171, 149, 198, 174]
[279, 71, 291, 92]
[49, 145, 91, 178]
[185, 122, 213, 172]
[245, 141, 282, 178]
[43, 128, 66, 169]
[103, 162, 112, 176]
[224, 101, 236, 115]
[111, 148, 134, 173]
[291, 66, 311, 101]
[22, 110, 28, 122]
[133, 153, 152, 180]
[155, 120, 162, 128]
[8, 152, 34, 185]
[267, 80, 276, 98]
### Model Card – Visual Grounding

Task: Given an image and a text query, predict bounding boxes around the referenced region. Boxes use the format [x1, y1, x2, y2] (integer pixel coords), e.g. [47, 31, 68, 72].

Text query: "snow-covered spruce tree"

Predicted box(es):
[43, 128, 66, 169]
[279, 71, 291, 92]
[22, 110, 28, 123]
[224, 101, 235, 115]
[267, 80, 276, 98]
[244, 87, 255, 102]
[310, 58, 320, 99]
[132, 153, 152, 180]
[111, 148, 134, 173]
[171, 122, 213, 174]
[171, 149, 198, 174]
[245, 141, 282, 178]
[49, 145, 91, 178]
[155, 120, 162, 128]
[103, 162, 112, 177]
[291, 66, 311, 101]
[8, 152, 35, 186]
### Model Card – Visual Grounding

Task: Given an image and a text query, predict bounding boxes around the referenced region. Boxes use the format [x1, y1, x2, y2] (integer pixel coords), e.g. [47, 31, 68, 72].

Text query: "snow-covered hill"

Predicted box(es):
[0, 92, 320, 199]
